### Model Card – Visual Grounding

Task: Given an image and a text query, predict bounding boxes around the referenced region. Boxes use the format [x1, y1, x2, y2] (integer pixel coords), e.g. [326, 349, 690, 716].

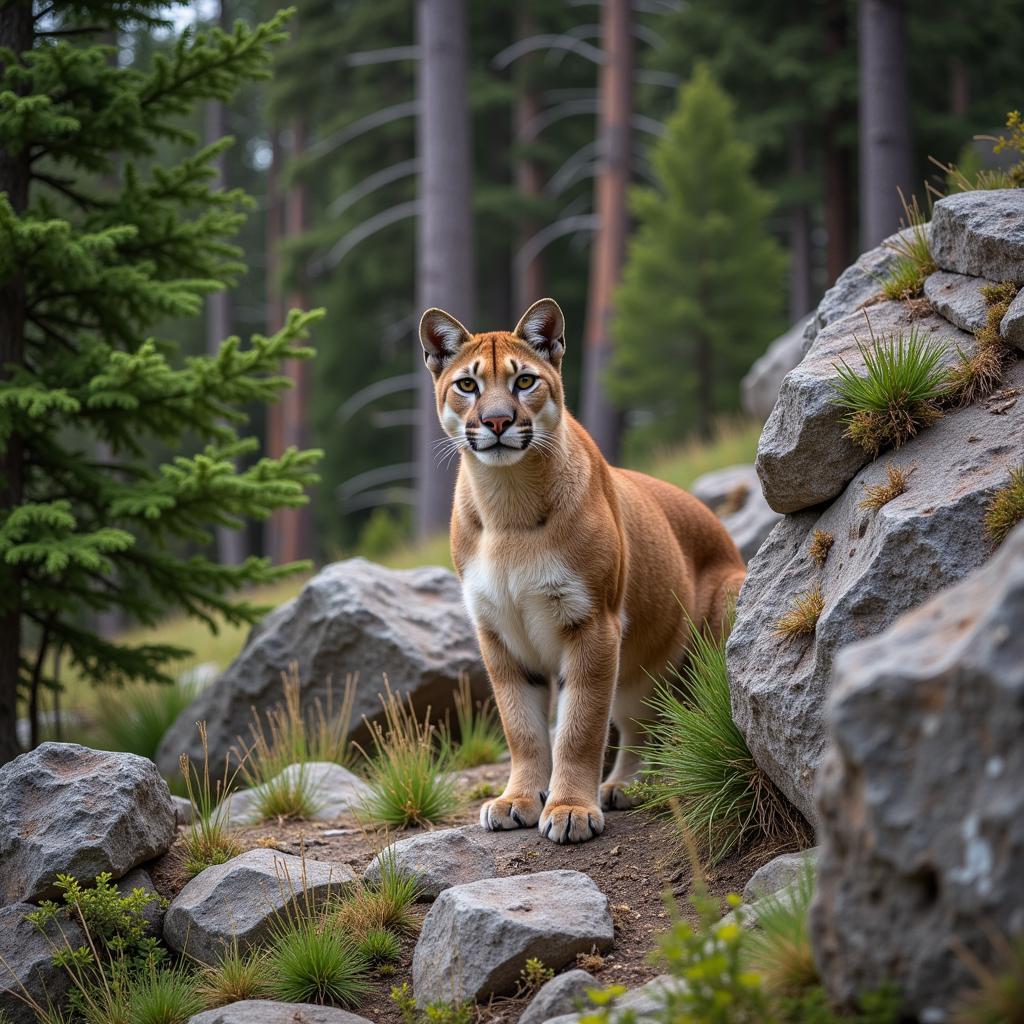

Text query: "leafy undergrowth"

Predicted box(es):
[637, 613, 809, 865]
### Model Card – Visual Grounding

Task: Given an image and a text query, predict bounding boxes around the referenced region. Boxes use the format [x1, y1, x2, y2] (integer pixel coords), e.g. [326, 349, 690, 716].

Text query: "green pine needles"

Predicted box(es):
[0, 4, 321, 760]
[831, 327, 948, 455]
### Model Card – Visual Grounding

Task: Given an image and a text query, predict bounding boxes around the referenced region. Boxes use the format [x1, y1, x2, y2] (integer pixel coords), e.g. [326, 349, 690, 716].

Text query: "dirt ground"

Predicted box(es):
[151, 762, 784, 1024]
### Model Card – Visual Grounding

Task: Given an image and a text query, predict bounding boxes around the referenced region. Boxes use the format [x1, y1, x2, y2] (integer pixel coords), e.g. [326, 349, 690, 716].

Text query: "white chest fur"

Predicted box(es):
[461, 543, 592, 675]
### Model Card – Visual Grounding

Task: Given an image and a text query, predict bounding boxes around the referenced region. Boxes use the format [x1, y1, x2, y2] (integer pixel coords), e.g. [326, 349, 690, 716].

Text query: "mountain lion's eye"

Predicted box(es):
[455, 378, 477, 394]
[515, 374, 537, 390]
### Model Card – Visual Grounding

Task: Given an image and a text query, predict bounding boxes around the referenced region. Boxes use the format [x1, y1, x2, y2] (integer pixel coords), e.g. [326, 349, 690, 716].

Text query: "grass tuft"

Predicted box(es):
[878, 192, 935, 301]
[952, 932, 1024, 1024]
[178, 723, 243, 878]
[97, 680, 200, 760]
[239, 662, 356, 823]
[196, 943, 271, 1007]
[334, 848, 420, 938]
[128, 966, 206, 1024]
[984, 467, 1024, 545]
[355, 929, 402, 972]
[831, 326, 948, 456]
[774, 587, 824, 640]
[945, 282, 1019, 407]
[442, 675, 506, 770]
[357, 680, 461, 829]
[859, 463, 913, 513]
[638, 613, 808, 864]
[267, 918, 371, 1008]
[808, 530, 834, 568]
[743, 858, 819, 995]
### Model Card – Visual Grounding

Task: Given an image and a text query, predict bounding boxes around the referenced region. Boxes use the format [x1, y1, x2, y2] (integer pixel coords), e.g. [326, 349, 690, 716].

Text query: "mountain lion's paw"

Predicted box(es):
[480, 790, 547, 831]
[539, 801, 604, 844]
[599, 781, 640, 811]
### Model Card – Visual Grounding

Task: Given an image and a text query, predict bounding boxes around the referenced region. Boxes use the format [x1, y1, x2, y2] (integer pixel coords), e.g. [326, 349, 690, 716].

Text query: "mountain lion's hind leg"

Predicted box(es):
[600, 675, 654, 811]
[477, 630, 552, 831]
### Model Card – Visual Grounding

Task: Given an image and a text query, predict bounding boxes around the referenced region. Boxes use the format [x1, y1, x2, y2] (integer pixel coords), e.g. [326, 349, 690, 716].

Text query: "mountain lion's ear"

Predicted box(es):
[513, 298, 566, 367]
[419, 308, 472, 376]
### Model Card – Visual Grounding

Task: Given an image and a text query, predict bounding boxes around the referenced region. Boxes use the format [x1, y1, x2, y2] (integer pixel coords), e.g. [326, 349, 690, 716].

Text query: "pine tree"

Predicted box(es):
[0, 3, 321, 763]
[609, 66, 786, 449]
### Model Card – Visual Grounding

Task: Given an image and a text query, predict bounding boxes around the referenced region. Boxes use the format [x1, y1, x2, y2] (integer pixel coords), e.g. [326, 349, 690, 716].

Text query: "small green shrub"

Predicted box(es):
[266, 918, 371, 1008]
[516, 957, 555, 997]
[984, 466, 1024, 545]
[743, 859, 819, 995]
[390, 982, 473, 1024]
[357, 681, 461, 829]
[831, 328, 948, 455]
[196, 944, 271, 1007]
[442, 675, 506, 770]
[178, 722, 243, 878]
[239, 663, 356, 822]
[638, 614, 808, 864]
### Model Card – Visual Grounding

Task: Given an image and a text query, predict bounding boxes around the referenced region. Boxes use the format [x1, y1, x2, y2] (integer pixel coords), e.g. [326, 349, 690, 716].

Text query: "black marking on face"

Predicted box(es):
[522, 669, 548, 687]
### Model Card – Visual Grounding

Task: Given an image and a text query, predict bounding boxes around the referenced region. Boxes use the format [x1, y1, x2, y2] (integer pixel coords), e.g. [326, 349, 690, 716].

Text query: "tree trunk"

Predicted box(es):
[514, 9, 545, 313]
[788, 125, 814, 319]
[580, 0, 631, 461]
[858, 0, 913, 248]
[264, 130, 285, 562]
[0, 4, 34, 765]
[415, 0, 474, 538]
[823, 0, 854, 283]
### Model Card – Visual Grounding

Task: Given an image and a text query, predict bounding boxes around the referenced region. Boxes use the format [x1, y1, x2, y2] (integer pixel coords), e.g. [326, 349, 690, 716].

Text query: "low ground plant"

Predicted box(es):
[98, 679, 201, 761]
[391, 982, 473, 1024]
[638, 615, 808, 864]
[515, 957, 555, 997]
[357, 681, 461, 828]
[266, 917, 371, 1008]
[858, 464, 912, 513]
[808, 530, 834, 568]
[831, 326, 948, 455]
[952, 933, 1024, 1024]
[984, 466, 1024, 545]
[178, 723, 243, 878]
[443, 674, 506, 769]
[196, 943, 271, 1007]
[334, 848, 420, 937]
[355, 929, 402, 974]
[775, 588, 825, 640]
[878, 192, 935, 301]
[945, 282, 1019, 407]
[238, 663, 356, 822]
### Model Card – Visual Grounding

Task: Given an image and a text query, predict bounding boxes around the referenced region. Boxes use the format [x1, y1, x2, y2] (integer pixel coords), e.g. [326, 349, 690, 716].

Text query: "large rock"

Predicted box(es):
[163, 849, 356, 965]
[0, 902, 85, 1024]
[187, 1002, 373, 1024]
[520, 970, 597, 1024]
[156, 559, 487, 778]
[923, 270, 990, 334]
[929, 189, 1024, 285]
[691, 465, 782, 562]
[363, 826, 498, 901]
[741, 319, 809, 422]
[219, 762, 372, 827]
[755, 301, 975, 514]
[728, 359, 1024, 820]
[0, 743, 176, 904]
[411, 870, 613, 1004]
[811, 522, 1024, 1020]
[801, 226, 926, 354]
[1001, 288, 1024, 350]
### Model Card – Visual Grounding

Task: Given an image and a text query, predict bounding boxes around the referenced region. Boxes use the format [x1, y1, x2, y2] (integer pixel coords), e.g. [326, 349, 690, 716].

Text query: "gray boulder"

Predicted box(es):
[801, 226, 926, 354]
[691, 465, 782, 562]
[729, 359, 1024, 820]
[187, 1002, 373, 1024]
[545, 975, 685, 1024]
[520, 970, 597, 1024]
[218, 762, 372, 827]
[929, 189, 1024, 285]
[363, 826, 498, 901]
[0, 743, 176, 904]
[0, 902, 85, 1024]
[163, 849, 356, 965]
[755, 301, 974, 514]
[411, 870, 613, 1004]
[923, 270, 990, 334]
[811, 521, 1024, 1020]
[741, 319, 809, 422]
[1001, 288, 1024, 350]
[743, 849, 819, 903]
[156, 559, 487, 779]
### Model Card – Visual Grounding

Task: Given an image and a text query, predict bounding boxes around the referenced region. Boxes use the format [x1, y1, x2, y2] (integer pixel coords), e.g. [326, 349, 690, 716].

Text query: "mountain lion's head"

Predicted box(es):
[419, 298, 566, 467]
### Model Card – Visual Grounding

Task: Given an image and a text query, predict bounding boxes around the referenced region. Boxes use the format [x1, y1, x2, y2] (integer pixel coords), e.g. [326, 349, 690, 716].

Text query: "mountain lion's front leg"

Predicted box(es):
[540, 614, 619, 844]
[477, 629, 553, 831]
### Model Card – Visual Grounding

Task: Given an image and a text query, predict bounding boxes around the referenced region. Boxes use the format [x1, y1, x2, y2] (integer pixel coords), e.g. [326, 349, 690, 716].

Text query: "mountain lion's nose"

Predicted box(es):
[481, 412, 514, 436]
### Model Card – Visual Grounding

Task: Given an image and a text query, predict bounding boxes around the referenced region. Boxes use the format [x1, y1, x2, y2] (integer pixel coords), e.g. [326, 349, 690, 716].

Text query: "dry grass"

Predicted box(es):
[859, 463, 913, 513]
[774, 587, 824, 640]
[808, 530, 834, 568]
[945, 282, 1019, 408]
[984, 467, 1024, 545]
[879, 192, 936, 301]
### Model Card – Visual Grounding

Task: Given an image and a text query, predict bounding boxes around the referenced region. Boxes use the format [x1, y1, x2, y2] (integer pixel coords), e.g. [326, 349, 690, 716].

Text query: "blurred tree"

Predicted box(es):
[609, 67, 786, 449]
[0, 4, 320, 762]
